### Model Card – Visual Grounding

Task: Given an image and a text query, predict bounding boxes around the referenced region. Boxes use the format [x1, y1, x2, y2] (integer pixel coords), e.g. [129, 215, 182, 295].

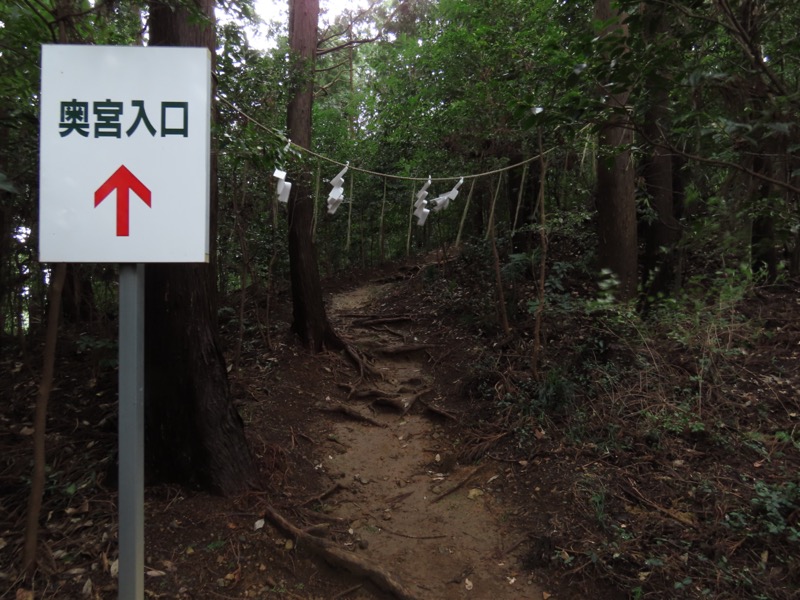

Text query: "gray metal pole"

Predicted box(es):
[118, 263, 145, 600]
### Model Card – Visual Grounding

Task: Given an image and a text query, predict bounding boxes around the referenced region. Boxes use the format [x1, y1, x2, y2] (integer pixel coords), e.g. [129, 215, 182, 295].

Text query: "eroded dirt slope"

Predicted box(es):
[307, 281, 543, 599]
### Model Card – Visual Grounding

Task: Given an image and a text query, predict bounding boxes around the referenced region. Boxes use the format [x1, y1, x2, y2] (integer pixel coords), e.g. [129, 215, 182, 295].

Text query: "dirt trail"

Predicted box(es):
[312, 282, 544, 599]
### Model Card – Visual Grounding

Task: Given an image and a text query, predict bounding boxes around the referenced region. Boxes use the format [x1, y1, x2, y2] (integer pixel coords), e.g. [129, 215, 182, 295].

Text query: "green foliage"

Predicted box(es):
[725, 480, 800, 544]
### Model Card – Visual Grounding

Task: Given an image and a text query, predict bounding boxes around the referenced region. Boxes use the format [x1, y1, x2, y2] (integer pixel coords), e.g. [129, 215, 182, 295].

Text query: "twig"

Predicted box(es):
[430, 465, 484, 504]
[379, 525, 446, 540]
[300, 483, 346, 507]
[332, 584, 362, 599]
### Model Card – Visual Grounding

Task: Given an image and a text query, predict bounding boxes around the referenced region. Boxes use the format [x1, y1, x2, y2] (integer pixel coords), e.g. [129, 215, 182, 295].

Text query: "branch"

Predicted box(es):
[315, 59, 349, 74]
[715, 0, 790, 98]
[635, 121, 800, 196]
[18, 0, 57, 42]
[317, 33, 382, 56]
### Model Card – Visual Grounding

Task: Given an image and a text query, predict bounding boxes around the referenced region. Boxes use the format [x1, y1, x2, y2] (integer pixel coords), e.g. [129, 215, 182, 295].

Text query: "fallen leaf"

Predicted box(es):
[254, 518, 265, 531]
[19, 426, 34, 436]
[110, 559, 119, 578]
[82, 578, 93, 597]
[0, 538, 6, 551]
[465, 578, 473, 591]
[284, 539, 294, 551]
[146, 570, 166, 577]
[467, 488, 484, 500]
[16, 590, 33, 600]
[542, 593, 551, 600]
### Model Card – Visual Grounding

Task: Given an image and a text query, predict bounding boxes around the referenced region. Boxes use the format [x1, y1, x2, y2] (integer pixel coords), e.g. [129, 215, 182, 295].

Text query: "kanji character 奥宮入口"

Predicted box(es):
[57, 99, 189, 138]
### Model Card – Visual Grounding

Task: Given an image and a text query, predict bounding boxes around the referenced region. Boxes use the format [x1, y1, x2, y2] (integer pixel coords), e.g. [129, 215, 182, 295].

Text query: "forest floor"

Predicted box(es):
[2, 249, 800, 599]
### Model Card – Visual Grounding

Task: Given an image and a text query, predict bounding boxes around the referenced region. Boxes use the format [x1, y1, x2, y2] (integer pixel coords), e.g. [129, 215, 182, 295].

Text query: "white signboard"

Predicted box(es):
[39, 45, 211, 263]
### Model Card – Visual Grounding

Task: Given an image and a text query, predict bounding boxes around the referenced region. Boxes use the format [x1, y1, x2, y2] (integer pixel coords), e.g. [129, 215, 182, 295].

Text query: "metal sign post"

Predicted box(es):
[39, 45, 211, 600]
[118, 264, 145, 599]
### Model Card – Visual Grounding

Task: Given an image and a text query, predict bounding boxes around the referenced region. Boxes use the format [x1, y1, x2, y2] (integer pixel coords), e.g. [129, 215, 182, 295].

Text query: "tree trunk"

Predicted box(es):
[61, 264, 96, 324]
[641, 3, 680, 298]
[145, 0, 255, 494]
[22, 263, 66, 576]
[287, 0, 341, 352]
[594, 0, 637, 300]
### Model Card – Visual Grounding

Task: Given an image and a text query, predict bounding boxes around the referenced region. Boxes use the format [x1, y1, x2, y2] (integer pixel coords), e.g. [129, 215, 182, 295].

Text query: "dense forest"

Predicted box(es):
[2, 0, 799, 598]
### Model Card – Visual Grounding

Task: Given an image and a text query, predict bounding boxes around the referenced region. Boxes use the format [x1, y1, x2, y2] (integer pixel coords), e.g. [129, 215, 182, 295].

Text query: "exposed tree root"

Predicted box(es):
[315, 402, 387, 428]
[300, 482, 346, 507]
[375, 343, 435, 355]
[262, 504, 422, 600]
[351, 316, 413, 327]
[341, 342, 381, 379]
[401, 388, 433, 415]
[418, 399, 458, 421]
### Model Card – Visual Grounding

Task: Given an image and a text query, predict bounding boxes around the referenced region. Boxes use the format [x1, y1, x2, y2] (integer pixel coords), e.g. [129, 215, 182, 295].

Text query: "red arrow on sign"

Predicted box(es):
[94, 165, 151, 237]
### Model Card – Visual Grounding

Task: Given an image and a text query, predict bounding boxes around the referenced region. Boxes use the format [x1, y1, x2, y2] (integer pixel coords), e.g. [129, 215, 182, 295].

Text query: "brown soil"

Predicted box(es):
[2, 255, 799, 600]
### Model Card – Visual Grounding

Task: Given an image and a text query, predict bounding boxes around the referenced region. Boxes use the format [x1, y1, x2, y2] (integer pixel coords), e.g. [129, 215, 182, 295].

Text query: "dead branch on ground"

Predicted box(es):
[430, 464, 485, 504]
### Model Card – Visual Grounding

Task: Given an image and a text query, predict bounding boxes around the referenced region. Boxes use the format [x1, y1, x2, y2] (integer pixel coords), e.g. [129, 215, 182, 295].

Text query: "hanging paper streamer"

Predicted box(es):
[431, 177, 464, 212]
[414, 176, 432, 225]
[273, 168, 292, 204]
[327, 162, 349, 214]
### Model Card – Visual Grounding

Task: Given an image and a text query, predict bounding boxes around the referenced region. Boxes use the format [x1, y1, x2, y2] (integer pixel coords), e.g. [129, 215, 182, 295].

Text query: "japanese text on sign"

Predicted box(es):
[59, 99, 189, 138]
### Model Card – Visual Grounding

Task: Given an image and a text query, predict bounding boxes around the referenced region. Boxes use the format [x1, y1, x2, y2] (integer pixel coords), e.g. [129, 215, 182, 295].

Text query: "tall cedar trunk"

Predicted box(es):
[594, 0, 637, 300]
[641, 3, 680, 297]
[0, 108, 10, 338]
[61, 264, 96, 324]
[287, 0, 341, 352]
[145, 0, 255, 493]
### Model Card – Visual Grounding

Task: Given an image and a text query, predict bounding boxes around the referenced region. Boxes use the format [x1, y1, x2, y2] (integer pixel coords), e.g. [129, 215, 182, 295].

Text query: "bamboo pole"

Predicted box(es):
[345, 175, 354, 252]
[379, 177, 387, 262]
[455, 178, 476, 247]
[531, 129, 549, 378]
[406, 183, 416, 256]
[311, 160, 321, 243]
[510, 162, 529, 237]
[487, 180, 511, 335]
[485, 175, 503, 240]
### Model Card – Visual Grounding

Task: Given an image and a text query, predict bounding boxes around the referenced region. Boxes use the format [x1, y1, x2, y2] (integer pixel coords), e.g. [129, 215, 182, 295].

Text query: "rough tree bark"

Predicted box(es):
[144, 0, 255, 494]
[594, 0, 637, 300]
[641, 2, 681, 297]
[287, 0, 342, 352]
